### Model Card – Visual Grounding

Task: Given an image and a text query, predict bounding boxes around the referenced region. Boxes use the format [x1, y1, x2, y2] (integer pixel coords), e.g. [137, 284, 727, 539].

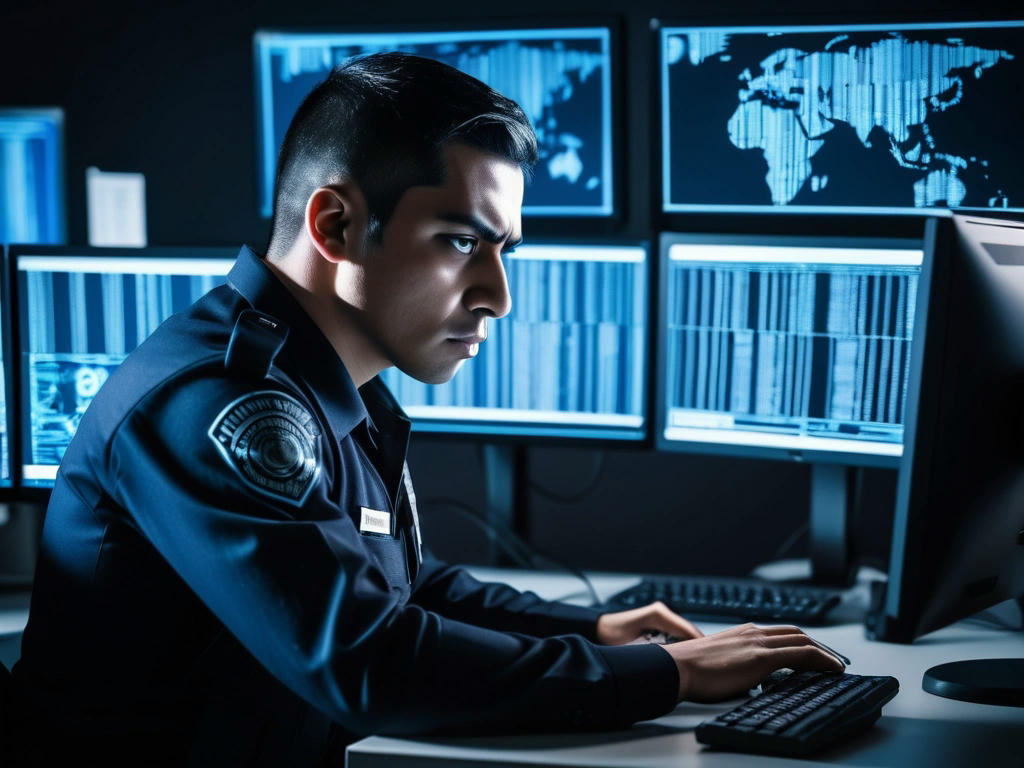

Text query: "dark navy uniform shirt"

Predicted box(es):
[13, 247, 677, 766]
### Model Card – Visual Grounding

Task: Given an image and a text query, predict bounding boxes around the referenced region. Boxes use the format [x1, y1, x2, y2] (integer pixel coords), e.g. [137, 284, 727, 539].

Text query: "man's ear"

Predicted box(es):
[304, 184, 368, 264]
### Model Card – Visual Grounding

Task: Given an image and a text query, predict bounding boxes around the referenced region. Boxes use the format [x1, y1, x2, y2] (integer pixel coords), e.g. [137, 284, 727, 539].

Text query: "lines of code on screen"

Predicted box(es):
[255, 28, 613, 219]
[662, 21, 1024, 215]
[0, 110, 63, 244]
[380, 245, 647, 440]
[18, 257, 230, 484]
[662, 242, 923, 457]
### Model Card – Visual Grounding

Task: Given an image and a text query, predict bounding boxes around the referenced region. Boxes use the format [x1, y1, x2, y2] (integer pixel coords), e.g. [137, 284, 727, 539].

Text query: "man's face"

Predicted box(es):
[354, 142, 524, 384]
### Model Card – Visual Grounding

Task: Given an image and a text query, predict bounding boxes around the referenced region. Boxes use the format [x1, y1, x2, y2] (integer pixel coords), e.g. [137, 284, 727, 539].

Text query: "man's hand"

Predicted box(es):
[596, 601, 704, 645]
[662, 623, 845, 702]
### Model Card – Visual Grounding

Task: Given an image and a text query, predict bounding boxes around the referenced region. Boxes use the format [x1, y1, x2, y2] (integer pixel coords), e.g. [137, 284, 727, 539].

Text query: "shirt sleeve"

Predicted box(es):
[107, 376, 679, 737]
[410, 554, 608, 641]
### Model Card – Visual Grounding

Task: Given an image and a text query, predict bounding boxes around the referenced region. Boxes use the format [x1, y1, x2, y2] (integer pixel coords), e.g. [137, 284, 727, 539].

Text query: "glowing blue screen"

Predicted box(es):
[660, 235, 924, 461]
[380, 243, 647, 440]
[661, 21, 1024, 215]
[255, 28, 614, 218]
[1, 109, 64, 244]
[16, 252, 234, 486]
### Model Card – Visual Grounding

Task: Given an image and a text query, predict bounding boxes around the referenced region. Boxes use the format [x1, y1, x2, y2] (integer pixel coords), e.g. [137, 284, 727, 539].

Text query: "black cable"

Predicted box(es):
[421, 497, 534, 570]
[528, 452, 606, 504]
[768, 522, 808, 564]
[421, 496, 602, 607]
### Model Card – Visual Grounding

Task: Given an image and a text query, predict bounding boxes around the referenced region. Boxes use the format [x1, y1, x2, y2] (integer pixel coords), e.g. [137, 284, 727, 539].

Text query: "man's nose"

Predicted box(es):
[464, 250, 512, 319]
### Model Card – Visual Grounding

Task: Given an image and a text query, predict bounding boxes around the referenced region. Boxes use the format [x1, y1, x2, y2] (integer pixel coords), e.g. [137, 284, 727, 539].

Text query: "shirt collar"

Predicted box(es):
[227, 245, 368, 439]
[358, 377, 412, 509]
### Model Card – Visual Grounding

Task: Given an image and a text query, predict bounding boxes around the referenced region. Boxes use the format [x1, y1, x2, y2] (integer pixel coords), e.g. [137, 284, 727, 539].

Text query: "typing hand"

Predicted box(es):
[662, 623, 845, 702]
[596, 601, 704, 645]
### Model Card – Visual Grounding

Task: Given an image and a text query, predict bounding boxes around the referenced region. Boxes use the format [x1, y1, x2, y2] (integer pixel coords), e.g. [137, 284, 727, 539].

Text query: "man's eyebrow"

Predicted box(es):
[438, 212, 522, 251]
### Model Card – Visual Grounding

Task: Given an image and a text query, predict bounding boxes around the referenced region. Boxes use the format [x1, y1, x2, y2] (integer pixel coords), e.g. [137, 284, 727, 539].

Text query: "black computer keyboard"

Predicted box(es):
[696, 670, 899, 756]
[607, 575, 842, 624]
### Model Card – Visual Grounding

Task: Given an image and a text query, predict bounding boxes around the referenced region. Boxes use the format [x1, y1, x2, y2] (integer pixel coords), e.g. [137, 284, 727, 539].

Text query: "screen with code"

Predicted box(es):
[380, 243, 647, 440]
[658, 234, 923, 465]
[0, 271, 11, 487]
[661, 21, 1024, 215]
[255, 27, 613, 218]
[1, 109, 64, 244]
[15, 249, 235, 486]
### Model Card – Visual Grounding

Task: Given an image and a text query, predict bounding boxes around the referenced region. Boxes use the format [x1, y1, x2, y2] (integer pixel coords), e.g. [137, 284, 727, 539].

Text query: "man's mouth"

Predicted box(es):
[446, 334, 485, 358]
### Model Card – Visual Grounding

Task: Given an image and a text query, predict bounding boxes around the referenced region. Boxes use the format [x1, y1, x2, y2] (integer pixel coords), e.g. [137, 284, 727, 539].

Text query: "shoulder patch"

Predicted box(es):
[208, 390, 321, 505]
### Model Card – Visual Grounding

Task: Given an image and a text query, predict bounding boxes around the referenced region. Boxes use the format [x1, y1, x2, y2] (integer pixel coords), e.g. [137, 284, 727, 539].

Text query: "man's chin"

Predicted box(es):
[402, 359, 465, 386]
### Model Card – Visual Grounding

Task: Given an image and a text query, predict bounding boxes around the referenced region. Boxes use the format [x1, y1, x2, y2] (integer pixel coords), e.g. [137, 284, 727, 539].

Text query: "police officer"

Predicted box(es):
[12, 53, 841, 766]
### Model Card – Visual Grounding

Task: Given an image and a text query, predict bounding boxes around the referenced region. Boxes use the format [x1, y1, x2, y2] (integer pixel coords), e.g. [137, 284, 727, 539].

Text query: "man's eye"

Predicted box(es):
[449, 236, 476, 255]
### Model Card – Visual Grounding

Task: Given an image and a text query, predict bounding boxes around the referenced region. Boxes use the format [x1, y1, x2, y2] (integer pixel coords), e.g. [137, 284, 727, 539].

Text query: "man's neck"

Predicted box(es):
[262, 248, 386, 388]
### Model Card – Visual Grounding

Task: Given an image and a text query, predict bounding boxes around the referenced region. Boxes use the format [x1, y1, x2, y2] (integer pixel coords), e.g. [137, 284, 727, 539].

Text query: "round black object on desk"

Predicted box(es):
[923, 659, 1024, 707]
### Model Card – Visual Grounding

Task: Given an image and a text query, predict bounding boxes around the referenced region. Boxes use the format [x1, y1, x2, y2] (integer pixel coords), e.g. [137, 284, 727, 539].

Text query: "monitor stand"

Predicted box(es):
[481, 444, 527, 566]
[752, 464, 862, 588]
[808, 464, 861, 587]
[923, 659, 1024, 707]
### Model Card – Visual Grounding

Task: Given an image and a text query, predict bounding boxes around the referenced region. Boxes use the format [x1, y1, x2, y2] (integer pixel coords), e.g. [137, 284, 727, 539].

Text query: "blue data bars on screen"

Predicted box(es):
[0, 300, 10, 487]
[0, 109, 64, 244]
[254, 28, 613, 218]
[660, 20, 1024, 215]
[660, 237, 923, 461]
[380, 244, 647, 440]
[17, 253, 234, 486]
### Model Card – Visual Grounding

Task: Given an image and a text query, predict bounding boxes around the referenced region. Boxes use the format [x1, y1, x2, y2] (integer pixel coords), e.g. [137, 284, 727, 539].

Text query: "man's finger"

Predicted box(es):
[712, 623, 803, 638]
[658, 610, 704, 639]
[644, 602, 704, 639]
[767, 644, 845, 672]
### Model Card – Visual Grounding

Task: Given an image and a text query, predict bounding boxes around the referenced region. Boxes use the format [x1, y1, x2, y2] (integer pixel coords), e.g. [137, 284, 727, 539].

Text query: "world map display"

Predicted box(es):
[255, 29, 613, 218]
[662, 23, 1024, 214]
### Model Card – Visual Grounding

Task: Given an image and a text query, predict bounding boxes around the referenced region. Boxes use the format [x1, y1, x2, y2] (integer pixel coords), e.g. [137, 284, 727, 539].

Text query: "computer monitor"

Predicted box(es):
[0, 108, 65, 244]
[867, 215, 1024, 689]
[379, 241, 648, 442]
[0, 248, 13, 488]
[254, 26, 614, 219]
[659, 20, 1024, 216]
[11, 246, 236, 487]
[657, 232, 924, 583]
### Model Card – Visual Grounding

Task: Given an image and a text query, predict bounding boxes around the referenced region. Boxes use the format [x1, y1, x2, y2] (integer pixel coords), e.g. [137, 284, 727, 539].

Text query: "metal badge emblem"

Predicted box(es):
[208, 390, 321, 505]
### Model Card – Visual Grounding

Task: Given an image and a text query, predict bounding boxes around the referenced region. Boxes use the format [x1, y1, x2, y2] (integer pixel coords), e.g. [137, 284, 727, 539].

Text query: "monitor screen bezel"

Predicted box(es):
[655, 230, 925, 468]
[8, 244, 238, 490]
[252, 18, 622, 222]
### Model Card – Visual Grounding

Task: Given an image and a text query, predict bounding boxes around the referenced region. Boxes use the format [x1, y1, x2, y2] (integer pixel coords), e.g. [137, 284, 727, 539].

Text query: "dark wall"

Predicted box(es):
[0, 0, 1003, 577]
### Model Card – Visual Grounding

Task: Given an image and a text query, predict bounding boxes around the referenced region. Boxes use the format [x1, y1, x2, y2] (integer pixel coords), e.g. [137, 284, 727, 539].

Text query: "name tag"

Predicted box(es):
[359, 506, 392, 536]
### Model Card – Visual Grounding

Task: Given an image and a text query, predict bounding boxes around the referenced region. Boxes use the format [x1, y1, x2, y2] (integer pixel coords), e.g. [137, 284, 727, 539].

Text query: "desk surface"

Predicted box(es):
[2, 569, 1022, 766]
[347, 568, 1024, 768]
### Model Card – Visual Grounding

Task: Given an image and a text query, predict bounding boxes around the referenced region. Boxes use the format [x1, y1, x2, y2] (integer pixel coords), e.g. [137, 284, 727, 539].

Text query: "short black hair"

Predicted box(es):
[266, 52, 538, 255]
